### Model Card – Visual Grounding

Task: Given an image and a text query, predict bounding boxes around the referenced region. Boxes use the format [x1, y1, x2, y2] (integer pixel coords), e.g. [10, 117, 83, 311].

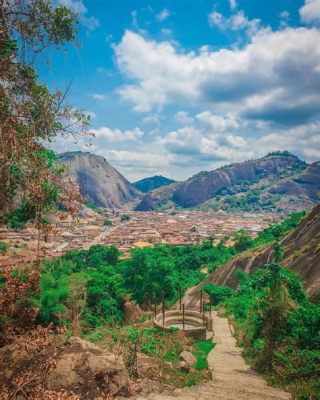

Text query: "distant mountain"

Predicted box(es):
[135, 152, 320, 213]
[59, 152, 139, 209]
[133, 175, 175, 193]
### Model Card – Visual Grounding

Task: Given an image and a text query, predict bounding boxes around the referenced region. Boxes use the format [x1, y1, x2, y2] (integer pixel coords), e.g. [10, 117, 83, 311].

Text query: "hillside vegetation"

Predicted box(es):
[204, 259, 320, 399]
[133, 175, 175, 193]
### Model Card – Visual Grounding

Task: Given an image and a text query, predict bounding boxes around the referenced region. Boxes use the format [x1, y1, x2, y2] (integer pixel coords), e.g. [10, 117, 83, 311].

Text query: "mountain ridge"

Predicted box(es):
[59, 151, 140, 209]
[135, 152, 319, 213]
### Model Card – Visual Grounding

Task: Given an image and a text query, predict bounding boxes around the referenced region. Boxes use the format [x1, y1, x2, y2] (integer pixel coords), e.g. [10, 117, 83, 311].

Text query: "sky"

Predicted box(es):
[43, 0, 320, 182]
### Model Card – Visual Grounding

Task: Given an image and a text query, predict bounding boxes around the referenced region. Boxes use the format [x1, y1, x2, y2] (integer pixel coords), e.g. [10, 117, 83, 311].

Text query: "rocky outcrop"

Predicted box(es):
[0, 331, 132, 399]
[47, 337, 131, 398]
[135, 152, 319, 212]
[184, 203, 320, 304]
[60, 151, 139, 209]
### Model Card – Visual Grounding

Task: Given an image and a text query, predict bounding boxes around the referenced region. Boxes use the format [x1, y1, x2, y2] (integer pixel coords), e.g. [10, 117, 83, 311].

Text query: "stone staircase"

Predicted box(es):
[135, 310, 291, 400]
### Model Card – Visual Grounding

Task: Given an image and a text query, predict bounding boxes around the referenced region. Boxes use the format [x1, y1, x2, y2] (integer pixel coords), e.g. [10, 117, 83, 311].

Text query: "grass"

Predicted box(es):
[83, 325, 213, 387]
[193, 340, 215, 370]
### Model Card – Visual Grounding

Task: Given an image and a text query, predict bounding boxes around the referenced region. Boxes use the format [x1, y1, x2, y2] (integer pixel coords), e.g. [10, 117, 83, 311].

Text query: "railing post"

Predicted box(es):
[202, 301, 206, 326]
[200, 290, 203, 313]
[179, 287, 182, 311]
[182, 303, 185, 330]
[162, 290, 165, 326]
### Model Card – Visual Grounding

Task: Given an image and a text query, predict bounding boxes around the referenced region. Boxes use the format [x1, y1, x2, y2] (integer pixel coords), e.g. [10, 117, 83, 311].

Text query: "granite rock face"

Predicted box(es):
[47, 337, 132, 398]
[60, 151, 139, 209]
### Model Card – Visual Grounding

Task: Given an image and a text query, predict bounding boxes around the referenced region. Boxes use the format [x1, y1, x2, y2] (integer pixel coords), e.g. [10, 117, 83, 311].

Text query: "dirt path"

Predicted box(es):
[135, 310, 291, 400]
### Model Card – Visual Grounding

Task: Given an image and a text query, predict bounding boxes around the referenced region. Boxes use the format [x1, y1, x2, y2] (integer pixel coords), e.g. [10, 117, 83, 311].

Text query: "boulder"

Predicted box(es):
[179, 351, 196, 367]
[178, 361, 190, 372]
[47, 337, 131, 398]
[136, 352, 173, 379]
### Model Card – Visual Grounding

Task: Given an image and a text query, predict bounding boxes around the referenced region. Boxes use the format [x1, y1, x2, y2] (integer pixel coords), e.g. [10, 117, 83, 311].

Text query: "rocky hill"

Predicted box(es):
[133, 175, 175, 193]
[135, 152, 319, 213]
[185, 203, 320, 303]
[59, 151, 139, 209]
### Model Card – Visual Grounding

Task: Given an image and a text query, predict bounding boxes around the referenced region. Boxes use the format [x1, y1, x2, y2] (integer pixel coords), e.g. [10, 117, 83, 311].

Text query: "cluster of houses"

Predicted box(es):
[0, 209, 278, 268]
[101, 211, 277, 254]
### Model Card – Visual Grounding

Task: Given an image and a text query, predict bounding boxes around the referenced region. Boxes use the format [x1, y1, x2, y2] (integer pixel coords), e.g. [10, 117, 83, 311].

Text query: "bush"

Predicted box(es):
[202, 283, 234, 305]
[193, 340, 214, 370]
[0, 242, 9, 254]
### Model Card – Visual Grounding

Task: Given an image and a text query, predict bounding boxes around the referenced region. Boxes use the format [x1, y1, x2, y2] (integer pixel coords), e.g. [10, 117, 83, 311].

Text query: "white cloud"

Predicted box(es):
[142, 114, 160, 125]
[131, 10, 138, 28]
[174, 111, 194, 125]
[114, 29, 320, 127]
[82, 15, 100, 31]
[279, 10, 290, 19]
[196, 111, 240, 131]
[229, 0, 237, 11]
[59, 0, 99, 31]
[92, 127, 144, 142]
[208, 10, 261, 35]
[225, 134, 247, 148]
[157, 120, 320, 170]
[300, 0, 320, 23]
[161, 28, 173, 36]
[90, 93, 107, 101]
[59, 0, 86, 13]
[156, 8, 170, 22]
[103, 149, 171, 181]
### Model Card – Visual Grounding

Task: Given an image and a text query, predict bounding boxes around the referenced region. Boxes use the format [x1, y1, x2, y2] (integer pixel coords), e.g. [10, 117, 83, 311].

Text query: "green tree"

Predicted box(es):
[122, 248, 176, 306]
[0, 0, 90, 229]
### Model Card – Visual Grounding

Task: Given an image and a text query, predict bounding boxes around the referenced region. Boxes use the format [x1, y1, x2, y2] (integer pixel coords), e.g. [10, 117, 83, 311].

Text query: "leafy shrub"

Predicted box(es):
[0, 242, 9, 254]
[193, 340, 215, 370]
[202, 283, 234, 305]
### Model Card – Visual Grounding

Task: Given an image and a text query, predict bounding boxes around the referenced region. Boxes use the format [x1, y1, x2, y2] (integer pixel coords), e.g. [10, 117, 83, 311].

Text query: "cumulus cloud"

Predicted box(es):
[208, 10, 261, 35]
[157, 120, 320, 170]
[229, 0, 237, 11]
[142, 114, 160, 125]
[59, 0, 99, 31]
[92, 127, 144, 142]
[114, 28, 320, 127]
[156, 8, 170, 22]
[102, 149, 172, 181]
[300, 0, 320, 23]
[196, 111, 240, 131]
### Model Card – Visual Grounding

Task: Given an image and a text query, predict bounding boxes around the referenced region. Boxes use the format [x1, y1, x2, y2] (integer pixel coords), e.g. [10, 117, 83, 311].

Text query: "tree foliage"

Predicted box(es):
[0, 0, 90, 229]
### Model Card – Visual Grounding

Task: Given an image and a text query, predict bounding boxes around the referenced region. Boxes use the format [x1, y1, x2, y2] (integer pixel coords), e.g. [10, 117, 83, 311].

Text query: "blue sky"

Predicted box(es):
[44, 0, 320, 181]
